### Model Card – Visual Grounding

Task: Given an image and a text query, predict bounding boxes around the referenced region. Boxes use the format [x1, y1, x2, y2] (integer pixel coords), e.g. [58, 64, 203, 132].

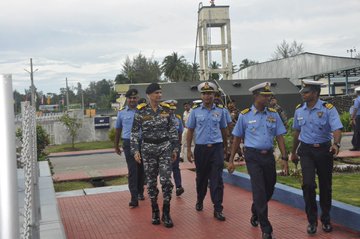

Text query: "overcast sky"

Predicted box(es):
[1, 0, 359, 94]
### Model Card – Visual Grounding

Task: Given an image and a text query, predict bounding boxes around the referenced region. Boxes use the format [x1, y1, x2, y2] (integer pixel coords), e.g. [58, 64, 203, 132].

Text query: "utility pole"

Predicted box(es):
[66, 77, 70, 111]
[24, 58, 38, 107]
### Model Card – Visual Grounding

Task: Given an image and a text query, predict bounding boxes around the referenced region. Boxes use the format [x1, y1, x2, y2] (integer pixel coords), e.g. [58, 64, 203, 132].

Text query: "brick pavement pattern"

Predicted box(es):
[58, 170, 360, 239]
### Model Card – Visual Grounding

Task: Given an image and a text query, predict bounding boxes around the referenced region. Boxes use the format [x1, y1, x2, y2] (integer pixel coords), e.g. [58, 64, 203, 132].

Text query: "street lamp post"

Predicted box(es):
[24, 58, 38, 107]
[347, 47, 356, 58]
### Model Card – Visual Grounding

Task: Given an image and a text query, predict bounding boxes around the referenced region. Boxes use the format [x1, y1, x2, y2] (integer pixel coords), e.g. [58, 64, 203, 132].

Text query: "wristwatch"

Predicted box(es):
[334, 142, 341, 148]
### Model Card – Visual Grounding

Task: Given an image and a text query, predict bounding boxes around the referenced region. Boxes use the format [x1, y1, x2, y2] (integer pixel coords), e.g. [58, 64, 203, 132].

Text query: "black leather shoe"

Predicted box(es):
[322, 222, 333, 233]
[129, 201, 138, 208]
[138, 194, 145, 200]
[250, 215, 259, 227]
[213, 211, 226, 221]
[195, 201, 203, 211]
[176, 187, 184, 196]
[307, 223, 317, 235]
[262, 232, 272, 239]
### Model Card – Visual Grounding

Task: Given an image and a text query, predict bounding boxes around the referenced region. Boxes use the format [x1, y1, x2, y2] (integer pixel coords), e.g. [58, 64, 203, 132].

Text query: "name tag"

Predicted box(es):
[297, 117, 303, 120]
[248, 120, 256, 124]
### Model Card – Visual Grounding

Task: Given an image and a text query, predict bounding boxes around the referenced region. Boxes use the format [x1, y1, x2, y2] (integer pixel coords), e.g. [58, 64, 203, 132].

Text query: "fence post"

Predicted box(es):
[0, 74, 20, 239]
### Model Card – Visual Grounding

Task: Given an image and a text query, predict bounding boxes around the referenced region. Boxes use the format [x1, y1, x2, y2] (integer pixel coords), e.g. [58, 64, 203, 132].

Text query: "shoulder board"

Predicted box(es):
[323, 102, 334, 109]
[118, 106, 125, 111]
[268, 107, 277, 113]
[176, 114, 182, 119]
[192, 104, 200, 109]
[160, 102, 170, 108]
[136, 103, 147, 110]
[215, 103, 224, 108]
[295, 103, 303, 109]
[240, 108, 251, 115]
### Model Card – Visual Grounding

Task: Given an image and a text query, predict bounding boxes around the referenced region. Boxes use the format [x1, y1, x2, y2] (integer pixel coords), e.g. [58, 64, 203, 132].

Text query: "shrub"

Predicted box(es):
[108, 128, 116, 143]
[340, 111, 351, 132]
[16, 125, 50, 161]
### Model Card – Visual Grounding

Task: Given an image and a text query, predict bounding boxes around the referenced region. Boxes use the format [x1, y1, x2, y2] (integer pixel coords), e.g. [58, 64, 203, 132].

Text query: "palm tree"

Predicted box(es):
[161, 52, 186, 82]
[210, 61, 221, 80]
[239, 58, 258, 70]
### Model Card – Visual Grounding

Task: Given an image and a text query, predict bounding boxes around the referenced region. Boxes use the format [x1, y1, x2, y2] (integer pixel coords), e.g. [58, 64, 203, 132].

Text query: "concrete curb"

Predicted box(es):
[48, 148, 114, 158]
[222, 170, 360, 232]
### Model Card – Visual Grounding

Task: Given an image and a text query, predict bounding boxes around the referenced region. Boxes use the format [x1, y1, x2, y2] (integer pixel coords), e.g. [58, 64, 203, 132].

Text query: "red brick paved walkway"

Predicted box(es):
[58, 170, 360, 239]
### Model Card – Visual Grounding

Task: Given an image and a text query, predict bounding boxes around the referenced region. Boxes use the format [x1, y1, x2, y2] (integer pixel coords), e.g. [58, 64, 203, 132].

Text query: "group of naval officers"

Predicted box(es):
[114, 79, 343, 239]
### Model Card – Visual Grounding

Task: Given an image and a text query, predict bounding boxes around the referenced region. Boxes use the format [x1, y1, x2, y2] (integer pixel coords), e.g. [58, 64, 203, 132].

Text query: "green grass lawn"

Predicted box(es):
[54, 176, 128, 192]
[46, 140, 114, 153]
[234, 163, 360, 207]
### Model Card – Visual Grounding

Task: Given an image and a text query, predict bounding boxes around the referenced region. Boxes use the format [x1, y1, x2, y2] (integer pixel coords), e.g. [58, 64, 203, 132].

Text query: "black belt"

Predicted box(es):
[301, 141, 331, 148]
[244, 147, 273, 155]
[143, 137, 169, 144]
[196, 143, 222, 148]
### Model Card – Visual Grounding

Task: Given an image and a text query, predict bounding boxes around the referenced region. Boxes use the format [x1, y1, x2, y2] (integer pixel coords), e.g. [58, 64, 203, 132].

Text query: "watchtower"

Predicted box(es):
[197, 2, 233, 80]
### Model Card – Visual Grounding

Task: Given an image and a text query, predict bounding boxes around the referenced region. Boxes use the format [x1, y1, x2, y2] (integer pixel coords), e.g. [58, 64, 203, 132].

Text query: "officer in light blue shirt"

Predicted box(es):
[291, 80, 343, 235]
[186, 81, 228, 222]
[227, 82, 288, 239]
[114, 88, 145, 207]
[164, 100, 185, 197]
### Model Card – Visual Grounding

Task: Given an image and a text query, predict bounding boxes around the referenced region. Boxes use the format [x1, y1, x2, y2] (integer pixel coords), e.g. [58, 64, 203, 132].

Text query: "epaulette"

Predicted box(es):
[215, 103, 224, 108]
[323, 102, 334, 109]
[160, 102, 170, 108]
[118, 106, 125, 111]
[240, 108, 251, 115]
[176, 114, 182, 120]
[268, 107, 277, 113]
[136, 103, 147, 110]
[192, 104, 200, 109]
[295, 103, 303, 109]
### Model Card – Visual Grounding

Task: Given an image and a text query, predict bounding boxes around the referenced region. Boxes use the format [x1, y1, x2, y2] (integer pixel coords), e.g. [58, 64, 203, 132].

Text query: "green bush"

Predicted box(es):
[16, 125, 50, 161]
[108, 128, 116, 143]
[340, 111, 351, 132]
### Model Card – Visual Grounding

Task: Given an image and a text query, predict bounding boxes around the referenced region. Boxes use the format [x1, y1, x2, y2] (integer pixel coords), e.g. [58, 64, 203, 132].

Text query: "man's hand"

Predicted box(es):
[187, 149, 194, 163]
[330, 144, 340, 155]
[134, 151, 141, 164]
[227, 161, 235, 174]
[115, 146, 122, 155]
[172, 151, 177, 162]
[281, 160, 289, 176]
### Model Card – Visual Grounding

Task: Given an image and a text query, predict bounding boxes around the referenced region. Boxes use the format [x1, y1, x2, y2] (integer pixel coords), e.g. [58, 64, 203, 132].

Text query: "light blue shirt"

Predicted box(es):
[186, 103, 227, 144]
[172, 115, 184, 134]
[115, 106, 136, 139]
[224, 108, 232, 124]
[354, 96, 360, 116]
[292, 99, 343, 144]
[232, 105, 287, 150]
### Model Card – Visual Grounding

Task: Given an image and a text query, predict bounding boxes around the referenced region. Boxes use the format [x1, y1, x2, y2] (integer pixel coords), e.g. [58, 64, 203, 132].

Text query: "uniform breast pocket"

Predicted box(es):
[124, 116, 133, 124]
[316, 117, 327, 131]
[196, 116, 205, 126]
[298, 118, 306, 127]
[211, 116, 221, 126]
[266, 121, 276, 134]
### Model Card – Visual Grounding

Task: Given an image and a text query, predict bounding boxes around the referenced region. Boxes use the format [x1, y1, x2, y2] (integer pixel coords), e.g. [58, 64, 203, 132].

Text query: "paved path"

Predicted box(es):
[58, 170, 360, 239]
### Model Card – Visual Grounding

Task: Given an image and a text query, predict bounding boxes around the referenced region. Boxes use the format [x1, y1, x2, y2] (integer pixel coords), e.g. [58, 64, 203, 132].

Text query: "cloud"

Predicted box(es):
[1, 0, 359, 93]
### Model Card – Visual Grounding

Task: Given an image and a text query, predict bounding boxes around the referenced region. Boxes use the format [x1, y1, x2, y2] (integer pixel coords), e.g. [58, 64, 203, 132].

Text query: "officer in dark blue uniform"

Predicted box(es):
[350, 87, 360, 150]
[186, 81, 228, 221]
[114, 88, 144, 207]
[291, 80, 343, 235]
[228, 82, 288, 239]
[165, 100, 185, 196]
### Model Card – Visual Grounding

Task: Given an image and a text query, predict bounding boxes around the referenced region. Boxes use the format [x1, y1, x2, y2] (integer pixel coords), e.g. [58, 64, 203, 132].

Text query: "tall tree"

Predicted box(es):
[239, 58, 258, 70]
[271, 40, 304, 60]
[121, 53, 161, 83]
[161, 52, 186, 82]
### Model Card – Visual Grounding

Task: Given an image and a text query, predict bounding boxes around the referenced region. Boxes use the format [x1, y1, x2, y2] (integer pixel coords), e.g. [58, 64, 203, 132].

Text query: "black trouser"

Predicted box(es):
[123, 139, 145, 202]
[297, 142, 333, 225]
[352, 116, 360, 149]
[194, 143, 224, 212]
[172, 151, 182, 188]
[244, 148, 276, 234]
